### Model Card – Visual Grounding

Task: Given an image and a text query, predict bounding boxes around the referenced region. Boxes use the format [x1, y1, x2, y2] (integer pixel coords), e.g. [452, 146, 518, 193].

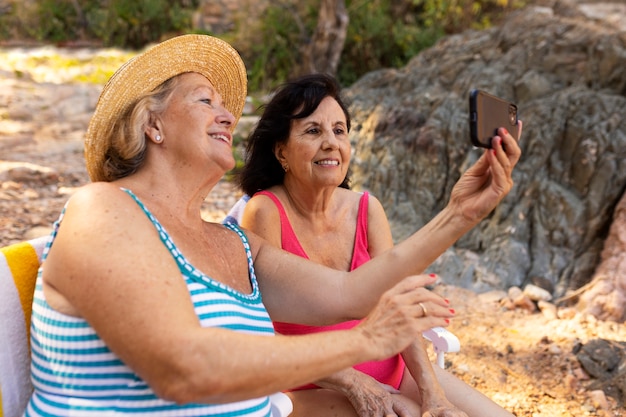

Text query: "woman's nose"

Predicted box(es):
[322, 131, 339, 149]
[216, 106, 236, 127]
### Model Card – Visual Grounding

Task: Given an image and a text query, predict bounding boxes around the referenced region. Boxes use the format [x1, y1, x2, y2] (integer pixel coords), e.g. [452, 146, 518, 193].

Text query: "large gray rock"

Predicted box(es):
[344, 2, 626, 296]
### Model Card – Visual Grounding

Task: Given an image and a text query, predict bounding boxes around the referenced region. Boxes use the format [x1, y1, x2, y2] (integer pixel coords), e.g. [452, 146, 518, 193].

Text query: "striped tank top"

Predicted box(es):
[26, 188, 276, 417]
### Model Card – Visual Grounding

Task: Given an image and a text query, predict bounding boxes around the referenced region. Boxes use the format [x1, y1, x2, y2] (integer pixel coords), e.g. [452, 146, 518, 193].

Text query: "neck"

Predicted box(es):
[280, 180, 336, 219]
[116, 170, 220, 224]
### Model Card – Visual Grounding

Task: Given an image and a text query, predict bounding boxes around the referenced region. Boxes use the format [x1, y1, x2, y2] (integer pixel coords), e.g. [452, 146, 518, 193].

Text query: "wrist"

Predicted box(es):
[436, 203, 477, 235]
[316, 368, 359, 392]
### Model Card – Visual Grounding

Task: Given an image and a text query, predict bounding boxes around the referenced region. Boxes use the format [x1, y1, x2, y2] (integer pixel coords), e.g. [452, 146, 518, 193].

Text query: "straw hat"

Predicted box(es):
[84, 34, 247, 182]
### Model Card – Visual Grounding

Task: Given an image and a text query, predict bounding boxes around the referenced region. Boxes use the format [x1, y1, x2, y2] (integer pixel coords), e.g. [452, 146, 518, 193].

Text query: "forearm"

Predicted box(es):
[340, 205, 473, 316]
[157, 326, 377, 404]
[402, 337, 447, 401]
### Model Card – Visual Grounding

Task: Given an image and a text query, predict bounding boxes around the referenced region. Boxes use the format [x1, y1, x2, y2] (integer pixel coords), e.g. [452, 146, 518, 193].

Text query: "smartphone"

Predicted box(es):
[469, 89, 519, 148]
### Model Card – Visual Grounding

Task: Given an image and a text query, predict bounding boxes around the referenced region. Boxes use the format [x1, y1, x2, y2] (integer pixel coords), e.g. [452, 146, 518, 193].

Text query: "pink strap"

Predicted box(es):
[350, 191, 370, 270]
[254, 190, 308, 258]
[254, 190, 370, 267]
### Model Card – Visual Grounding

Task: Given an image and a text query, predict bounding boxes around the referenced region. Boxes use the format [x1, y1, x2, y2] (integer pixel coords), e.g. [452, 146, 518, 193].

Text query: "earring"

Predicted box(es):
[282, 164, 289, 172]
[155, 135, 162, 142]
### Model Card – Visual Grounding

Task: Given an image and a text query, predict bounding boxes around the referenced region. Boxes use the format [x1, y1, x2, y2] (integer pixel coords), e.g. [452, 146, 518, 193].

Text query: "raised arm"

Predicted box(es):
[253, 125, 521, 324]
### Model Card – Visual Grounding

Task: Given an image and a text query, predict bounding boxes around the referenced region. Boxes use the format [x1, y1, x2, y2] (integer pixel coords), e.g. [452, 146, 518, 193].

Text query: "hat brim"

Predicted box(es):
[84, 34, 247, 182]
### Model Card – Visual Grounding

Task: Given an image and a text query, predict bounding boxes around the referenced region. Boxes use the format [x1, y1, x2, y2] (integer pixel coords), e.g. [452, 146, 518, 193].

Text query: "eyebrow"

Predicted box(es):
[191, 84, 226, 105]
[192, 84, 217, 95]
[300, 119, 347, 127]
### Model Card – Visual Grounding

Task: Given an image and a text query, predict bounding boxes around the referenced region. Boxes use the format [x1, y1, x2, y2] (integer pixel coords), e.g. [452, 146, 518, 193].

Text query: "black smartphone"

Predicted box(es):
[469, 89, 519, 148]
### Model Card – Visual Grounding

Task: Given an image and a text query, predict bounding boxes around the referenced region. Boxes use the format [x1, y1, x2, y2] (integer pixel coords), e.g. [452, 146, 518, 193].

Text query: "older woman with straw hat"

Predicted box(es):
[25, 34, 519, 417]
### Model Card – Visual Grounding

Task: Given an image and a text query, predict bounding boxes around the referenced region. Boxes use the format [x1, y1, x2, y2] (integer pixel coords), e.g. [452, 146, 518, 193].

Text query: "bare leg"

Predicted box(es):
[286, 388, 421, 417]
[431, 366, 515, 417]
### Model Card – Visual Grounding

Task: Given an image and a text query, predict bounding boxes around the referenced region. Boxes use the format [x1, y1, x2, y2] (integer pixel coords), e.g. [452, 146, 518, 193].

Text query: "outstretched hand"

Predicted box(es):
[449, 122, 523, 225]
[357, 274, 454, 361]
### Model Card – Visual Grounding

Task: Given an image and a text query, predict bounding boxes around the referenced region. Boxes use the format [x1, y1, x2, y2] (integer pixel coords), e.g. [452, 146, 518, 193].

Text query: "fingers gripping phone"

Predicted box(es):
[469, 89, 520, 148]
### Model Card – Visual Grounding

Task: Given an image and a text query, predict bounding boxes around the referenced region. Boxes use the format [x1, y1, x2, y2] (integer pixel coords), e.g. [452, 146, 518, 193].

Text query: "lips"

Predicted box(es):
[209, 133, 231, 146]
[315, 159, 339, 166]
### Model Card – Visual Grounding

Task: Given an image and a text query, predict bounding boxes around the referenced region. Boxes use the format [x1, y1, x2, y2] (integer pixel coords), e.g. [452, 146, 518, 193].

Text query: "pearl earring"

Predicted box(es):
[155, 135, 162, 142]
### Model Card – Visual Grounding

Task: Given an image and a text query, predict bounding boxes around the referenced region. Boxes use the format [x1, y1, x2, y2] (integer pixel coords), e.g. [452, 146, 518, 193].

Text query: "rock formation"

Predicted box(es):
[344, 0, 626, 311]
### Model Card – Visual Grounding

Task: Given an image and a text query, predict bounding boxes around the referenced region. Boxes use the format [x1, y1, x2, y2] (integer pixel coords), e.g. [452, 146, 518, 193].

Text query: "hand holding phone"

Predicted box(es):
[469, 89, 520, 148]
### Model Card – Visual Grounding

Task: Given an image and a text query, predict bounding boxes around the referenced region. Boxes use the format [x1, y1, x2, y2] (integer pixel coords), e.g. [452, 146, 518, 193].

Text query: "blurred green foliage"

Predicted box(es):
[0, 0, 524, 88]
[0, 0, 199, 48]
[232, 0, 525, 90]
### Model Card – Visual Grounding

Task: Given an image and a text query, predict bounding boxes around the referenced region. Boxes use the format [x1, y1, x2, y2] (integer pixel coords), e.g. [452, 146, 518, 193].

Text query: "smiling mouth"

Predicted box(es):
[210, 133, 231, 145]
[315, 160, 339, 166]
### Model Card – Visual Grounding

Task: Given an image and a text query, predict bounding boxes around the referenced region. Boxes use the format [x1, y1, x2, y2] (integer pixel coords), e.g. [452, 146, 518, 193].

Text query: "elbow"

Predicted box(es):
[152, 378, 192, 404]
[147, 361, 227, 404]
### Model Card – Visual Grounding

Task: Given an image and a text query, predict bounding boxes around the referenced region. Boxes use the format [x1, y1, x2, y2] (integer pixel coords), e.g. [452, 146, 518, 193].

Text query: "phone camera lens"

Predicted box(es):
[508, 105, 517, 125]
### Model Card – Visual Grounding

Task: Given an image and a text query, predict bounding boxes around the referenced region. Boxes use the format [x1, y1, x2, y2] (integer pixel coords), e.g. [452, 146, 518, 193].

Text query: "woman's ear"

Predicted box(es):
[145, 117, 164, 144]
[274, 144, 289, 172]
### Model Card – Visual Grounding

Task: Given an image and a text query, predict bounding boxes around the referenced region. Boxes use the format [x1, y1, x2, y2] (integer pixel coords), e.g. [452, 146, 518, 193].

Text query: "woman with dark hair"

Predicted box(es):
[239, 74, 352, 194]
[237, 73, 520, 417]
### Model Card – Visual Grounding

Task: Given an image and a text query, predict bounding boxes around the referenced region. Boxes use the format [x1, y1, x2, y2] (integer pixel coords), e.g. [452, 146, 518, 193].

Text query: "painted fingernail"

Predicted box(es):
[445, 319, 450, 324]
[444, 298, 450, 304]
[502, 128, 508, 136]
[449, 308, 456, 314]
[429, 273, 436, 279]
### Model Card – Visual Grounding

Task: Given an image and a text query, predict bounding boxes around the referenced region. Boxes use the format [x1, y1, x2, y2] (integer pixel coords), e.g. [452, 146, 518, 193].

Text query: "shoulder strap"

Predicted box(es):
[254, 190, 309, 258]
[350, 191, 371, 270]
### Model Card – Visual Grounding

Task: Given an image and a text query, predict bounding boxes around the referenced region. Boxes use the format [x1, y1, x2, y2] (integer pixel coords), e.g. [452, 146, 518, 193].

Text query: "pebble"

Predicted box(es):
[523, 283, 553, 301]
[588, 390, 610, 410]
[538, 300, 558, 320]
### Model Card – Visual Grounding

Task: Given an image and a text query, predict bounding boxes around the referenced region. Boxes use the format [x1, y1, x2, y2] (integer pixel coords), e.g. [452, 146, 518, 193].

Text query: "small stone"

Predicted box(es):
[538, 300, 558, 319]
[558, 307, 578, 319]
[588, 390, 609, 410]
[523, 283, 553, 301]
[513, 294, 536, 312]
[508, 286, 523, 299]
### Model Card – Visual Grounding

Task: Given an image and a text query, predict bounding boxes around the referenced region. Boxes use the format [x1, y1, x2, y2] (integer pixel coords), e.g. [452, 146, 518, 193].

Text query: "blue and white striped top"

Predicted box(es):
[26, 189, 276, 417]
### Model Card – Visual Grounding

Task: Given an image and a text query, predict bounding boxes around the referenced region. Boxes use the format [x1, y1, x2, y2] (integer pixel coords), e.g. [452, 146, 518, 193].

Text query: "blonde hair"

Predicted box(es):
[100, 76, 181, 182]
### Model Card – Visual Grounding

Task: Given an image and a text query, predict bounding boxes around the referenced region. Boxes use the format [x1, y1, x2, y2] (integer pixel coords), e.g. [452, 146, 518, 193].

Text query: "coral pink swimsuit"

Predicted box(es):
[255, 190, 406, 390]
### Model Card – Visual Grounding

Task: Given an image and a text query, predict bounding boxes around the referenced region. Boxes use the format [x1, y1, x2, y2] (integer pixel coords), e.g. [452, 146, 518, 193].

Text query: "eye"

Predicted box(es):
[305, 127, 320, 135]
[200, 98, 214, 107]
[334, 127, 346, 135]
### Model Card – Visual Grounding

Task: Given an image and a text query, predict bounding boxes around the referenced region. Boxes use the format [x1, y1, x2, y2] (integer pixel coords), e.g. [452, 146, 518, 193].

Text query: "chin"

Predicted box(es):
[223, 159, 236, 172]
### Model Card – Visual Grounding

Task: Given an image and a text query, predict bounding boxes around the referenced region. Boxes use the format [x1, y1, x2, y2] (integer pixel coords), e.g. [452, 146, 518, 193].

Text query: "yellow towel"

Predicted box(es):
[0, 236, 48, 417]
[2, 242, 39, 336]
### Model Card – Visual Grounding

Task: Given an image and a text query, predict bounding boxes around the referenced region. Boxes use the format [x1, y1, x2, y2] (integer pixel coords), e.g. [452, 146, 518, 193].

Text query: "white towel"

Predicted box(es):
[0, 236, 48, 417]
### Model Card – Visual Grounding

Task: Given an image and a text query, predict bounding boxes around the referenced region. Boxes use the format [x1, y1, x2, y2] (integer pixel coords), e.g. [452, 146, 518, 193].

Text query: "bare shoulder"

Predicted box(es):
[57, 183, 159, 250]
[66, 182, 135, 214]
[362, 191, 394, 254]
[241, 190, 282, 244]
[334, 187, 365, 206]
[245, 191, 279, 216]
[335, 188, 381, 217]
[364, 192, 389, 219]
